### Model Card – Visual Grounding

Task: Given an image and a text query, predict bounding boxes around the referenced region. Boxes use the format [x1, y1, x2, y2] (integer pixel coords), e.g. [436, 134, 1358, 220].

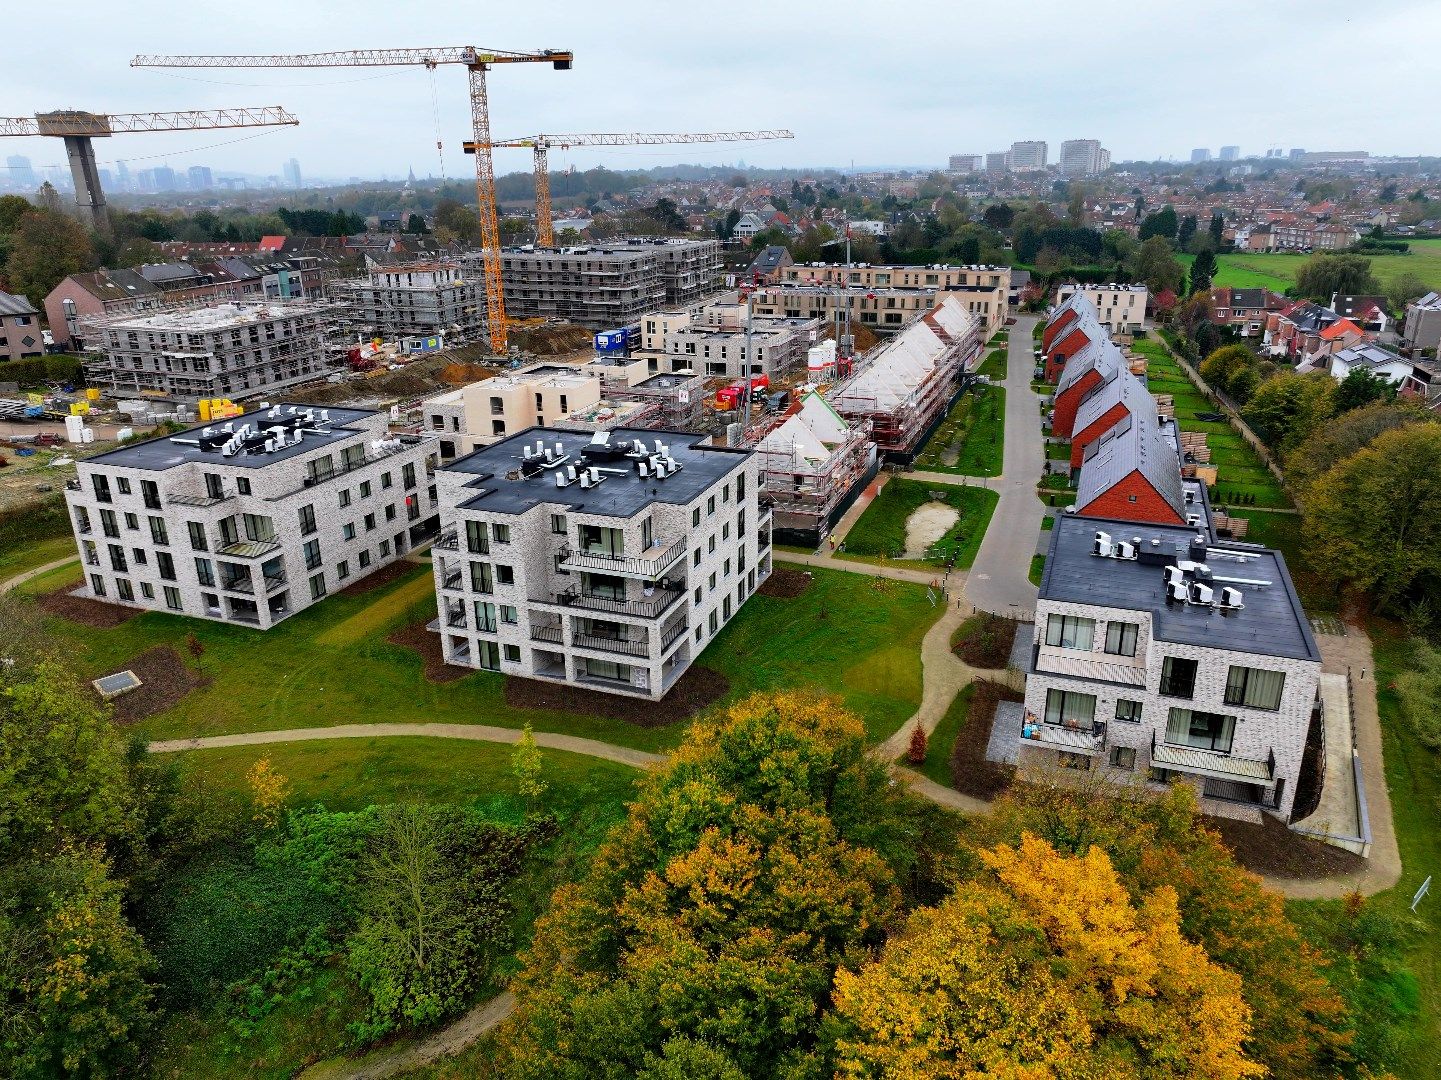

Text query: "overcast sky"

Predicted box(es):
[4, 0, 1437, 184]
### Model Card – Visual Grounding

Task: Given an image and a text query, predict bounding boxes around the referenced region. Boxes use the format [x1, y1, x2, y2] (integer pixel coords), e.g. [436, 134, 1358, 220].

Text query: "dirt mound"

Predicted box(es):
[386, 617, 474, 684]
[439, 362, 501, 386]
[1208, 813, 1367, 879]
[759, 568, 813, 598]
[504, 665, 729, 728]
[511, 324, 594, 356]
[39, 579, 138, 628]
[109, 646, 211, 725]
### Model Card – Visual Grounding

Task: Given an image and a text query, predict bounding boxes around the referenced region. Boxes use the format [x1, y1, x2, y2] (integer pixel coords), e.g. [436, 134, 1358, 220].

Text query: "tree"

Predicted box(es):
[1199, 343, 1261, 402]
[115, 237, 162, 268]
[1190, 247, 1218, 294]
[1241, 371, 1337, 459]
[1138, 204, 1178, 242]
[35, 181, 62, 213]
[246, 756, 288, 830]
[1304, 423, 1441, 612]
[511, 723, 546, 803]
[1177, 213, 1198, 249]
[1395, 640, 1441, 750]
[981, 202, 1014, 231]
[833, 833, 1262, 1080]
[1286, 401, 1429, 492]
[1294, 254, 1381, 302]
[907, 724, 927, 765]
[4, 208, 96, 304]
[404, 213, 428, 234]
[1128, 235, 1184, 294]
[1334, 367, 1397, 413]
[1209, 211, 1226, 249]
[1386, 271, 1429, 313]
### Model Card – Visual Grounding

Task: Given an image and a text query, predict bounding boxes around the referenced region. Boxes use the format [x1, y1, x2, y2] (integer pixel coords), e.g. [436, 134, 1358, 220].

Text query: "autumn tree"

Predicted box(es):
[1241, 371, 1337, 459]
[833, 833, 1262, 1079]
[495, 692, 940, 1080]
[510, 723, 546, 803]
[1304, 422, 1441, 612]
[4, 207, 96, 303]
[1285, 400, 1430, 493]
[1200, 343, 1264, 403]
[246, 755, 289, 829]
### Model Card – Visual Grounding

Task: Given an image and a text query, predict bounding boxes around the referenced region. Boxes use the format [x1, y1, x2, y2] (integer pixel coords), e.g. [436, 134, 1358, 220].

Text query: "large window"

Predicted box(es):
[187, 521, 208, 551]
[466, 519, 489, 555]
[470, 561, 494, 594]
[474, 601, 497, 633]
[1045, 614, 1094, 650]
[579, 524, 623, 556]
[1044, 688, 1097, 728]
[1165, 708, 1236, 754]
[1114, 699, 1143, 723]
[1104, 621, 1139, 657]
[1159, 655, 1197, 699]
[1224, 666, 1286, 711]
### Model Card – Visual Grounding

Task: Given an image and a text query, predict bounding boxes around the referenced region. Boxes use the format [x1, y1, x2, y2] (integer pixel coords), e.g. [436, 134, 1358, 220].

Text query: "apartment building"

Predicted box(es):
[948, 154, 983, 173]
[778, 262, 1010, 294]
[1054, 283, 1149, 335]
[330, 259, 486, 346]
[62, 404, 439, 629]
[1209, 287, 1288, 337]
[428, 427, 769, 699]
[1058, 139, 1110, 177]
[0, 291, 43, 361]
[754, 278, 1006, 338]
[423, 364, 602, 458]
[637, 300, 821, 381]
[1403, 292, 1441, 352]
[496, 238, 722, 327]
[1009, 140, 1048, 170]
[1013, 514, 1320, 822]
[86, 301, 338, 401]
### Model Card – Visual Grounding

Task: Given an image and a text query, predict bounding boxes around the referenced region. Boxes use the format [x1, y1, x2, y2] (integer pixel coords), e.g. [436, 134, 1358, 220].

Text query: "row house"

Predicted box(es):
[1209, 288, 1288, 337]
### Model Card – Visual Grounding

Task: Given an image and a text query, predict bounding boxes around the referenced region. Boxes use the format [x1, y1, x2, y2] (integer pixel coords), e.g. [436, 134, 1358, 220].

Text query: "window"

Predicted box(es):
[100, 508, 119, 538]
[109, 545, 127, 572]
[496, 565, 514, 585]
[163, 586, 182, 611]
[579, 524, 623, 556]
[358, 549, 372, 568]
[693, 548, 702, 567]
[501, 604, 518, 624]
[692, 507, 701, 527]
[237, 477, 252, 496]
[132, 547, 147, 565]
[1114, 699, 1143, 723]
[243, 514, 275, 543]
[141, 581, 154, 600]
[117, 578, 134, 601]
[360, 480, 372, 498]
[694, 585, 702, 604]
[707, 495, 716, 516]
[141, 479, 161, 509]
[91, 574, 106, 596]
[187, 521, 207, 550]
[195, 557, 215, 586]
[156, 551, 176, 581]
[470, 562, 494, 593]
[551, 514, 567, 535]
[709, 609, 719, 633]
[309, 573, 327, 600]
[385, 504, 396, 522]
[503, 643, 521, 662]
[1104, 621, 1139, 656]
[492, 419, 506, 436]
[737, 473, 746, 500]
[379, 539, 391, 557]
[337, 560, 350, 580]
[1110, 746, 1137, 770]
[204, 473, 223, 500]
[1045, 614, 1095, 650]
[124, 512, 138, 531]
[403, 463, 417, 489]
[1224, 666, 1285, 711]
[92, 474, 112, 502]
[708, 571, 717, 592]
[1165, 708, 1236, 754]
[339, 488, 352, 508]
[1058, 751, 1091, 771]
[708, 535, 716, 554]
[474, 601, 497, 632]
[303, 539, 322, 571]
[1159, 656, 1198, 698]
[1044, 688, 1097, 728]
[493, 523, 511, 544]
[381, 471, 393, 490]
[343, 523, 356, 541]
[116, 477, 132, 495]
[298, 504, 317, 535]
[476, 641, 501, 671]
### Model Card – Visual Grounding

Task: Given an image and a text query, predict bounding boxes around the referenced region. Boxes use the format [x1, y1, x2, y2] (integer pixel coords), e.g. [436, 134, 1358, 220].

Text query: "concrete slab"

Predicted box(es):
[1292, 672, 1362, 845]
[986, 699, 1024, 765]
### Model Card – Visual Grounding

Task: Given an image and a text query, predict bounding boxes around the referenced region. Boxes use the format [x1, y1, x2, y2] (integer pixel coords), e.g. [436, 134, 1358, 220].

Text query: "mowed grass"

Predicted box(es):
[914, 386, 1005, 477]
[840, 477, 999, 570]
[16, 557, 940, 752]
[0, 534, 78, 584]
[1180, 239, 1441, 294]
[911, 683, 972, 787]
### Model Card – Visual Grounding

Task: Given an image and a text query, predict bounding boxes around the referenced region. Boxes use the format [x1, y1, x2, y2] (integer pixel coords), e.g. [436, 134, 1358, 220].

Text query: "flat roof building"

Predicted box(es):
[330, 258, 486, 347]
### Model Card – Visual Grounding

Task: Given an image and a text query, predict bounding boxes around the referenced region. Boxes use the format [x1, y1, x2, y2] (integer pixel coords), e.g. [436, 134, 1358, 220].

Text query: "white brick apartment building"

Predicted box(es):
[63, 405, 439, 628]
[1054, 283, 1149, 335]
[429, 427, 770, 699]
[1012, 514, 1321, 822]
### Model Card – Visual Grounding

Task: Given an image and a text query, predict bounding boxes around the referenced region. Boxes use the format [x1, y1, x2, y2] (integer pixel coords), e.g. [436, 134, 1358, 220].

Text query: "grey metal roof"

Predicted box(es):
[1332, 341, 1406, 370]
[70, 268, 162, 302]
[1041, 514, 1319, 662]
[1075, 408, 1187, 523]
[1056, 334, 1121, 396]
[85, 404, 382, 472]
[1073, 365, 1154, 437]
[0, 291, 37, 316]
[445, 427, 748, 518]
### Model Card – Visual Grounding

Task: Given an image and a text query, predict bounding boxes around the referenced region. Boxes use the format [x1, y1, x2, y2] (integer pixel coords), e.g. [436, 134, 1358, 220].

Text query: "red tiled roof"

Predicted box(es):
[1319, 318, 1361, 341]
[258, 235, 286, 251]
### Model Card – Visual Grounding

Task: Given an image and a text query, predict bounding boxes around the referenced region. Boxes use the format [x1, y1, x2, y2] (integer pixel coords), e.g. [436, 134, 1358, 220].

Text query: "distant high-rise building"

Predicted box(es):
[187, 165, 214, 190]
[6, 154, 36, 189]
[985, 151, 1010, 173]
[1190, 148, 1212, 163]
[114, 159, 131, 192]
[1058, 139, 1109, 177]
[948, 153, 983, 173]
[1288, 148, 1306, 160]
[1009, 140, 1047, 170]
[1219, 145, 1240, 161]
[151, 165, 177, 192]
[283, 158, 302, 189]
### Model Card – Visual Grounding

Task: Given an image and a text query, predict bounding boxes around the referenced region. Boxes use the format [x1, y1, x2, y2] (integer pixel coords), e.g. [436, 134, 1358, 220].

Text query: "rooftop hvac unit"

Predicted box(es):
[1219, 587, 1244, 610]
[1166, 581, 1188, 604]
[565, 464, 578, 483]
[1191, 583, 1214, 606]
[1092, 530, 1113, 557]
[579, 471, 593, 489]
[1115, 540, 1137, 560]
[638, 462, 650, 478]
[555, 471, 567, 488]
[1164, 565, 1185, 588]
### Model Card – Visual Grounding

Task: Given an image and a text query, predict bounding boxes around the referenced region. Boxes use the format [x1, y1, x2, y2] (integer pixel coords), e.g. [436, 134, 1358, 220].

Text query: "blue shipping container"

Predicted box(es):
[594, 329, 628, 352]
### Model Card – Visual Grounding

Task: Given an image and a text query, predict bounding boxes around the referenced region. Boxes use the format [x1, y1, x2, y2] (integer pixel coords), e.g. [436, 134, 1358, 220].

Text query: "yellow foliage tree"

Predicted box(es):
[245, 755, 288, 829]
[833, 833, 1263, 1080]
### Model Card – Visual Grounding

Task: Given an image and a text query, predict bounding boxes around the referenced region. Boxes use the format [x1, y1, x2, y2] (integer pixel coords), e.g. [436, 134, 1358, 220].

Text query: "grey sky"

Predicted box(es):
[3, 0, 1437, 182]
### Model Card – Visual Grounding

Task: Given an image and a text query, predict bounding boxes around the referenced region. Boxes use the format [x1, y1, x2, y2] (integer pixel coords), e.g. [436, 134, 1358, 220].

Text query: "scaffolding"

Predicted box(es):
[607, 369, 706, 431]
[752, 392, 876, 545]
[826, 294, 982, 462]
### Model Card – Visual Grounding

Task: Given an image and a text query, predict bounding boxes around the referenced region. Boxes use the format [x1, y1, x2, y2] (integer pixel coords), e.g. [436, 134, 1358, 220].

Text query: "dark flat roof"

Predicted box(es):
[1041, 514, 1319, 661]
[85, 404, 380, 472]
[445, 426, 747, 517]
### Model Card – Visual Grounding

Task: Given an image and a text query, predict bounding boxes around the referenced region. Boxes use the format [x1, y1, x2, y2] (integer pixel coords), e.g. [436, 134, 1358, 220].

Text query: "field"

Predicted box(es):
[1130, 340, 1292, 509]
[1179, 238, 1441, 294]
[913, 386, 1006, 476]
[839, 477, 999, 571]
[13, 555, 941, 752]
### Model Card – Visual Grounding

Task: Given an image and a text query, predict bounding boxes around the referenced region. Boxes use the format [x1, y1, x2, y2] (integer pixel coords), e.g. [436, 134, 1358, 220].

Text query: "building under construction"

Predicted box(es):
[827, 293, 982, 462]
[584, 355, 706, 431]
[753, 391, 877, 547]
[330, 257, 486, 346]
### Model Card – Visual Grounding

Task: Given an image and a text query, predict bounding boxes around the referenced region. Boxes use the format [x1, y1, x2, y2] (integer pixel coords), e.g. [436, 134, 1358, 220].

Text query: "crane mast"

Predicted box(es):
[132, 46, 574, 354]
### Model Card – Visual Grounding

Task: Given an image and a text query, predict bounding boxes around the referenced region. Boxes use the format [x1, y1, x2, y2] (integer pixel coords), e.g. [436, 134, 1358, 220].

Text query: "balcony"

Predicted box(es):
[573, 632, 650, 658]
[660, 618, 689, 652]
[1151, 732, 1275, 783]
[444, 608, 468, 630]
[530, 623, 564, 645]
[540, 583, 684, 620]
[440, 569, 463, 591]
[433, 526, 460, 551]
[168, 491, 233, 508]
[220, 575, 255, 595]
[217, 537, 282, 559]
[1022, 716, 1108, 754]
[556, 534, 687, 579]
[263, 573, 287, 593]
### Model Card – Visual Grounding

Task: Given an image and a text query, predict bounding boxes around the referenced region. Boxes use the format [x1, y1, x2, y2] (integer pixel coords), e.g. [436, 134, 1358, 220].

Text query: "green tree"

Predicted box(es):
[404, 213, 427, 234]
[1241, 371, 1337, 458]
[1395, 640, 1441, 749]
[1138, 204, 1178, 242]
[1294, 254, 1381, 302]
[980, 202, 1013, 231]
[1304, 423, 1441, 611]
[510, 723, 546, 803]
[4, 208, 96, 304]
[1177, 213, 1198, 249]
[1287, 400, 1430, 492]
[1386, 271, 1429, 313]
[1199, 343, 1261, 402]
[1209, 211, 1226, 248]
[1190, 247, 1218, 294]
[1334, 367, 1397, 413]
[1127, 235, 1184, 294]
[115, 237, 163, 268]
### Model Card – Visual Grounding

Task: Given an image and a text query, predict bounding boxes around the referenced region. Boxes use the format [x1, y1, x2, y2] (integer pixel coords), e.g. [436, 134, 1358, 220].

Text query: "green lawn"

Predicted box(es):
[16, 558, 941, 752]
[977, 348, 1007, 380]
[0, 534, 78, 584]
[913, 386, 1005, 477]
[1041, 514, 1054, 530]
[839, 477, 999, 571]
[911, 683, 972, 787]
[1028, 554, 1046, 585]
[1180, 240, 1441, 295]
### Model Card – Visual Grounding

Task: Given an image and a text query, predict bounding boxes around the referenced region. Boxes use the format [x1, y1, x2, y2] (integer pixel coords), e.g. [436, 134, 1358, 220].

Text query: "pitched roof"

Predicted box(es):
[1318, 318, 1362, 341]
[1056, 335, 1122, 397]
[1074, 407, 1186, 523]
[1073, 365, 1155, 437]
[63, 268, 163, 303]
[0, 290, 38, 317]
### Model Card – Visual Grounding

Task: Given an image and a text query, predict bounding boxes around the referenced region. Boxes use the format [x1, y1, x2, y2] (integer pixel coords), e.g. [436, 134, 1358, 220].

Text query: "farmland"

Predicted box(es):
[1179, 238, 1441, 294]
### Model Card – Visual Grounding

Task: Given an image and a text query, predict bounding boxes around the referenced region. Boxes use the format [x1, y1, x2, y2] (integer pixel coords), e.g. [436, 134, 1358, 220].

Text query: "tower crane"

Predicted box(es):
[464, 129, 795, 247]
[0, 107, 298, 233]
[131, 47, 574, 354]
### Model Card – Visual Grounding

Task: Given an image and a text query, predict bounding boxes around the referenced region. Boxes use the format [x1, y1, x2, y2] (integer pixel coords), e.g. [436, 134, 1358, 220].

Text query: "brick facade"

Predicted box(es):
[1073, 471, 1186, 526]
[1051, 369, 1102, 438]
[1070, 401, 1130, 469]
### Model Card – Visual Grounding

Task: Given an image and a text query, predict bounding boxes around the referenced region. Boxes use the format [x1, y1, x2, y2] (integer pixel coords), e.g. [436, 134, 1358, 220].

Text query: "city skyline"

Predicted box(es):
[0, 0, 1437, 181]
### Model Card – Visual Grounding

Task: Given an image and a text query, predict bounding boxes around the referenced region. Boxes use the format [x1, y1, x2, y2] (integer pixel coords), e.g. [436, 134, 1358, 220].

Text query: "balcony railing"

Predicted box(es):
[1151, 732, 1275, 782]
[217, 537, 282, 559]
[557, 533, 687, 579]
[545, 583, 684, 620]
[445, 609, 468, 629]
[433, 526, 460, 551]
[168, 491, 233, 508]
[660, 618, 689, 651]
[530, 624, 564, 645]
[573, 632, 650, 658]
[1022, 715, 1108, 754]
[266, 438, 432, 502]
[441, 570, 463, 591]
[263, 573, 287, 593]
[220, 576, 255, 595]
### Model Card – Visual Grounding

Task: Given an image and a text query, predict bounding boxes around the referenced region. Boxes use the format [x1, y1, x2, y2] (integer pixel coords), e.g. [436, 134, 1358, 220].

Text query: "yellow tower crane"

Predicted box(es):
[131, 47, 574, 354]
[465, 130, 794, 247]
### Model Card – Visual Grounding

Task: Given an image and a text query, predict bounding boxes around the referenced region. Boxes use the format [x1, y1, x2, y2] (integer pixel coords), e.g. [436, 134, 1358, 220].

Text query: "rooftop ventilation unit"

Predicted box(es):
[1114, 540, 1137, 560]
[1166, 581, 1189, 604]
[1092, 530, 1113, 557]
[1219, 587, 1244, 610]
[1191, 582, 1214, 606]
[1164, 565, 1185, 588]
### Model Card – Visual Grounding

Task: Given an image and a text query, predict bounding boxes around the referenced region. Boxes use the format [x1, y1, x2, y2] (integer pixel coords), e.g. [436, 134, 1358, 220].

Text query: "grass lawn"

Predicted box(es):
[1041, 514, 1054, 530]
[1028, 554, 1045, 585]
[913, 387, 1005, 477]
[1032, 321, 1044, 340]
[1180, 240, 1441, 295]
[0, 534, 78, 584]
[977, 348, 1007, 380]
[16, 557, 941, 752]
[911, 683, 972, 787]
[839, 477, 999, 572]
[1045, 439, 1071, 461]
